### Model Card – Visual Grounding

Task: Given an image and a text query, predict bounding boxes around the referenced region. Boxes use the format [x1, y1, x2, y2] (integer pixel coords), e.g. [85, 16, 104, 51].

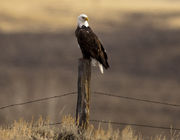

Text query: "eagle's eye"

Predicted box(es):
[82, 16, 88, 21]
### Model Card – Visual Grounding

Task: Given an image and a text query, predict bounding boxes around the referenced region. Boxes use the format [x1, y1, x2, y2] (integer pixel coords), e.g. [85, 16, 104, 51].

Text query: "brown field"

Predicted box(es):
[0, 0, 180, 138]
[1, 0, 180, 32]
[1, 116, 179, 140]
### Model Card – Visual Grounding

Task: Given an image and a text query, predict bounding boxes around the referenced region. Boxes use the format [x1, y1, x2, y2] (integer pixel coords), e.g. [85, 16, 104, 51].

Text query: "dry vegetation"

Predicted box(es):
[0, 116, 180, 140]
[0, 116, 119, 140]
[0, 0, 180, 32]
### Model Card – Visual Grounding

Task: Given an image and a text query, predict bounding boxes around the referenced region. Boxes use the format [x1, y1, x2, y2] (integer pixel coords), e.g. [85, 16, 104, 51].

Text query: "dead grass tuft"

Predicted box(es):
[0, 115, 180, 140]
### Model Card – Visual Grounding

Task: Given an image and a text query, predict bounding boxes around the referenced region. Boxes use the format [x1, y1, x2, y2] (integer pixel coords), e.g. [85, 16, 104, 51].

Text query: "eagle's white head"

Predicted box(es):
[77, 14, 89, 28]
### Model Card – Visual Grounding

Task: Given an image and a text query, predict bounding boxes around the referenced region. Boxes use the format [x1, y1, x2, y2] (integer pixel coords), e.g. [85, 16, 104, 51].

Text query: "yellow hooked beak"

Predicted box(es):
[84, 17, 88, 21]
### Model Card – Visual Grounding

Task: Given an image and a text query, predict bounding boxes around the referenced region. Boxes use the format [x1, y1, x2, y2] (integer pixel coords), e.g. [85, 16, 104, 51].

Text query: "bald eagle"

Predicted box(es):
[75, 14, 109, 73]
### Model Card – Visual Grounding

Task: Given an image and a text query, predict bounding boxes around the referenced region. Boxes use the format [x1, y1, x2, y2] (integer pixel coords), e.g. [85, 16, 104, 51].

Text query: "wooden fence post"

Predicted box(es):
[76, 58, 91, 130]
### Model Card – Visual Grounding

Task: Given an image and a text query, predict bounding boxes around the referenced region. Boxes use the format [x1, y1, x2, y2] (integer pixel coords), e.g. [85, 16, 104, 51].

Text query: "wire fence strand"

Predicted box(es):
[90, 120, 180, 131]
[0, 92, 76, 110]
[94, 91, 180, 107]
[48, 120, 180, 131]
[1, 91, 180, 111]
[1, 91, 180, 131]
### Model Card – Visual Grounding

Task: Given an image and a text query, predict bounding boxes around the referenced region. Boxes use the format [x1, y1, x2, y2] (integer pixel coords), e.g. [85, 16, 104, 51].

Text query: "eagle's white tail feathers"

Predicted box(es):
[99, 63, 104, 74]
[91, 59, 104, 74]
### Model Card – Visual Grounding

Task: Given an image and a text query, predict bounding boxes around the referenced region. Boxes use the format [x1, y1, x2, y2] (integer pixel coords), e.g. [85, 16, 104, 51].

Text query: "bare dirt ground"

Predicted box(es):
[0, 0, 180, 138]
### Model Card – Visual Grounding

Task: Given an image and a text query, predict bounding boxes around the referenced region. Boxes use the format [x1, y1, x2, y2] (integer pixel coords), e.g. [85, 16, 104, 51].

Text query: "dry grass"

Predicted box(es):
[0, 115, 119, 140]
[0, 0, 180, 32]
[0, 116, 180, 140]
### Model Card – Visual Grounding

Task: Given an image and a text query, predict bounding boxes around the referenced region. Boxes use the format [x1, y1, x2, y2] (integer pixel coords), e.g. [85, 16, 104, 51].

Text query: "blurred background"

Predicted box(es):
[0, 0, 180, 137]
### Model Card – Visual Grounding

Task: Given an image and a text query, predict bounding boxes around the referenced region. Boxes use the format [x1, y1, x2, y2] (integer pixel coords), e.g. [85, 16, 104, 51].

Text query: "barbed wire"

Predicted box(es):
[0, 92, 76, 110]
[94, 91, 180, 107]
[48, 120, 180, 131]
[1, 91, 180, 111]
[1, 91, 180, 131]
[49, 122, 62, 126]
[90, 120, 180, 131]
